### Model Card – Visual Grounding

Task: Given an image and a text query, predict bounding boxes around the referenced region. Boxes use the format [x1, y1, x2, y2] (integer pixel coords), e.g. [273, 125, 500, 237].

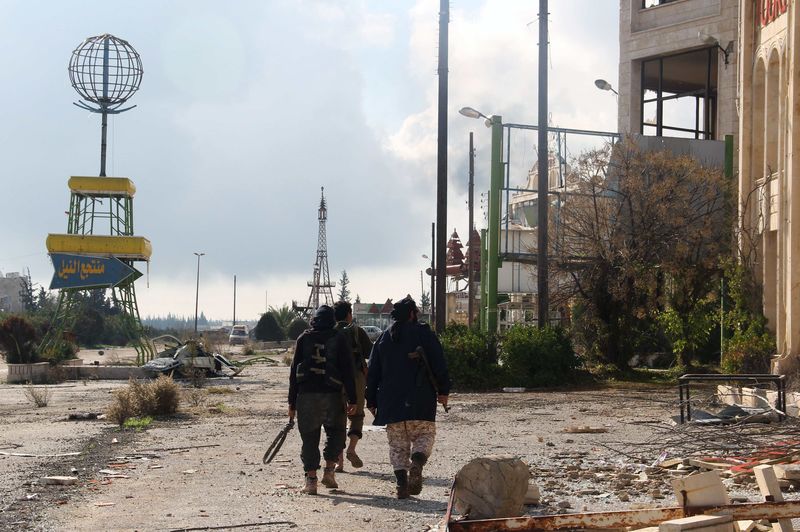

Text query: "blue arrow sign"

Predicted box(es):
[49, 253, 141, 290]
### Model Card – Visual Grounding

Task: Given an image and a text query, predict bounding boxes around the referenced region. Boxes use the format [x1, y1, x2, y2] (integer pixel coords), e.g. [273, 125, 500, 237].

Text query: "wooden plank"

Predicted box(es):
[689, 459, 735, 471]
[753, 465, 793, 532]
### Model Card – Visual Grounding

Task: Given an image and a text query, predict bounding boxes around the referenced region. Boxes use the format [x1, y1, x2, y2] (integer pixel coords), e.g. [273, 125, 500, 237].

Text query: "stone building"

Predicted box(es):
[0, 272, 27, 313]
[618, 0, 739, 141]
[737, 0, 799, 357]
[619, 0, 800, 358]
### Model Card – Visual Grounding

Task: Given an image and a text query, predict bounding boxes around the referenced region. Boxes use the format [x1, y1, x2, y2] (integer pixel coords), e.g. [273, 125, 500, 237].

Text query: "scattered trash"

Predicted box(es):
[564, 426, 608, 434]
[42, 476, 78, 485]
[66, 412, 103, 421]
[181, 469, 197, 474]
[503, 387, 527, 393]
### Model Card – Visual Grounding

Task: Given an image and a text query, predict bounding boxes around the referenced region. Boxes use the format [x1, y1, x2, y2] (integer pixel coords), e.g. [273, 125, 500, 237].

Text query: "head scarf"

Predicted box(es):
[389, 296, 418, 342]
[310, 305, 335, 331]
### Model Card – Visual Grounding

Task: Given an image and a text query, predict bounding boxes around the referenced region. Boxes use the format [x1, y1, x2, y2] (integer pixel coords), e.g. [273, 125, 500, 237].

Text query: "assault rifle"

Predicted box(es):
[409, 346, 450, 413]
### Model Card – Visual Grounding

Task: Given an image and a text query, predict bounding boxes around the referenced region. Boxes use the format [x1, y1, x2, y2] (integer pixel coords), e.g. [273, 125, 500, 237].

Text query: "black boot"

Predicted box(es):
[409, 452, 427, 495]
[394, 469, 409, 499]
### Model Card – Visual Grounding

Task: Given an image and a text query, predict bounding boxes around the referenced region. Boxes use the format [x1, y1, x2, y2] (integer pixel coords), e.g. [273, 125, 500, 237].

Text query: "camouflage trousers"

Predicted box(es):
[386, 420, 436, 471]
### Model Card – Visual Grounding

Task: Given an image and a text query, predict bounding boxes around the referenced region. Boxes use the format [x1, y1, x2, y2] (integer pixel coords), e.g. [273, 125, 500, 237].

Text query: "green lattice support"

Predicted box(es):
[45, 179, 152, 364]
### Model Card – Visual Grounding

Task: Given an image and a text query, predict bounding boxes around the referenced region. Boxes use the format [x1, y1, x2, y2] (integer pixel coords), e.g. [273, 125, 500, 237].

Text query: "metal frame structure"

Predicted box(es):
[68, 34, 142, 177]
[678, 373, 787, 423]
[41, 183, 154, 364]
[499, 122, 619, 264]
[301, 187, 335, 316]
[41, 34, 152, 364]
[639, 47, 718, 140]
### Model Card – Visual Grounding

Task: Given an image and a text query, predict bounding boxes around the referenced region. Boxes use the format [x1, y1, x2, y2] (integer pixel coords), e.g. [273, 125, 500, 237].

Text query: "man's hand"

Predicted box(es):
[288, 406, 296, 421]
[346, 403, 357, 416]
[437, 395, 449, 408]
[368, 406, 377, 417]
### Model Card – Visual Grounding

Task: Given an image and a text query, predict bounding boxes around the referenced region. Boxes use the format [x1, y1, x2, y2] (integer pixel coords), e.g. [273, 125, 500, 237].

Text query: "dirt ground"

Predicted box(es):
[0, 347, 781, 532]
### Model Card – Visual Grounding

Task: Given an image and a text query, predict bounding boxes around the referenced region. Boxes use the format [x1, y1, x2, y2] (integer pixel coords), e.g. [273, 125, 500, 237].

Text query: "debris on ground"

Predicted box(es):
[41, 476, 77, 486]
[452, 455, 530, 520]
[446, 465, 800, 531]
[564, 426, 609, 434]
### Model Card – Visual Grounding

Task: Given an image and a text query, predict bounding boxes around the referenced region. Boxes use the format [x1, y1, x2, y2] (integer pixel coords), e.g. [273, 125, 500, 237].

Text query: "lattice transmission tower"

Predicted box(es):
[303, 187, 335, 314]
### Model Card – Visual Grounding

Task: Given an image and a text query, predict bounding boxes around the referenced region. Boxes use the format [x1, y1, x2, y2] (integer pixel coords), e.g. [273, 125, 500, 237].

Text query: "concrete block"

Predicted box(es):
[774, 464, 800, 480]
[659, 515, 734, 532]
[671, 471, 729, 507]
[77, 366, 147, 380]
[741, 387, 769, 408]
[717, 384, 741, 405]
[6, 362, 50, 384]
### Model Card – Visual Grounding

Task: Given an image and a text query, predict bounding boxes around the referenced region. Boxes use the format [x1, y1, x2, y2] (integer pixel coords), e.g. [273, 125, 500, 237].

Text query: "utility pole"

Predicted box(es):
[193, 252, 205, 336]
[537, 0, 550, 328]
[430, 222, 436, 326]
[486, 116, 503, 333]
[467, 131, 475, 327]
[233, 275, 237, 326]
[435, 0, 449, 332]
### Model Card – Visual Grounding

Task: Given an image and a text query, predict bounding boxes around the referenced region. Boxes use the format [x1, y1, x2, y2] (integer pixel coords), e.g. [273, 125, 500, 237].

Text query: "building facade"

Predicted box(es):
[619, 0, 739, 141]
[737, 0, 799, 357]
[619, 0, 800, 358]
[0, 272, 27, 313]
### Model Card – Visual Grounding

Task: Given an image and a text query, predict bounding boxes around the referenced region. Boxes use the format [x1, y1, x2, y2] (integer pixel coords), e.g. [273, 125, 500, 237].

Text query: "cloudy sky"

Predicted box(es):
[0, 0, 618, 321]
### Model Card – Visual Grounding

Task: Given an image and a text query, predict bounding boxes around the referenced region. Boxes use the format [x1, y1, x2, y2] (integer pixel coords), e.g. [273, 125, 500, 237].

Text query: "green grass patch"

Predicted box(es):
[122, 416, 153, 431]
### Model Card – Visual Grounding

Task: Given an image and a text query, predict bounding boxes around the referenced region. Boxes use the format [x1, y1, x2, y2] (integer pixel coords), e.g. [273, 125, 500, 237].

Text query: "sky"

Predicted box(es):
[0, 0, 619, 321]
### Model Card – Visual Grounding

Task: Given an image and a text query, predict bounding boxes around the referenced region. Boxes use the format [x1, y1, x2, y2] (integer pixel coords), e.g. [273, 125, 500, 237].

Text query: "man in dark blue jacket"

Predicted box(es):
[288, 305, 357, 495]
[366, 296, 450, 499]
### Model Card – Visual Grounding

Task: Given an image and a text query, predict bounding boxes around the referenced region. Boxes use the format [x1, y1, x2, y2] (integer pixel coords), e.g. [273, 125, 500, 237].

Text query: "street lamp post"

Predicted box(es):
[422, 253, 434, 321]
[458, 107, 503, 333]
[193, 252, 205, 335]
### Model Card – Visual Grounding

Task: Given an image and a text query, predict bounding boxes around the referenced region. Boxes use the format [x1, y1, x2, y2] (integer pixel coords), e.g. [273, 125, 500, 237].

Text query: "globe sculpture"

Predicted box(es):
[68, 34, 143, 176]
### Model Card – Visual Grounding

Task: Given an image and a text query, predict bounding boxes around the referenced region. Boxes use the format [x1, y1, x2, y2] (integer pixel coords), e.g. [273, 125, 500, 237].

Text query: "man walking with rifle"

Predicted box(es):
[366, 296, 450, 499]
[288, 305, 357, 495]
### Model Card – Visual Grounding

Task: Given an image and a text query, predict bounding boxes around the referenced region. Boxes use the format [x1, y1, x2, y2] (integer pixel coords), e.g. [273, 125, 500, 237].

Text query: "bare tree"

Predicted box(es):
[551, 139, 734, 366]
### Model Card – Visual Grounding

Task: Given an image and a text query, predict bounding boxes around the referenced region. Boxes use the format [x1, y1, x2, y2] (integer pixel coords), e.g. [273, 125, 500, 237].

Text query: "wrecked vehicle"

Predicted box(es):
[142, 335, 246, 378]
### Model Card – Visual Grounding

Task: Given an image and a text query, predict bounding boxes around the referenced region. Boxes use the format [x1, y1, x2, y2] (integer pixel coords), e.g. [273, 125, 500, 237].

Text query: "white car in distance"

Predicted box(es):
[229, 325, 249, 345]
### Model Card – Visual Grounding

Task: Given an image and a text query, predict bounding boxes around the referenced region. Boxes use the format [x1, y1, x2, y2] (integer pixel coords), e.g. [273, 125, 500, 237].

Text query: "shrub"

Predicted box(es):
[107, 375, 181, 425]
[254, 312, 286, 341]
[287, 318, 309, 340]
[0, 316, 40, 364]
[24, 384, 51, 407]
[499, 325, 578, 388]
[721, 323, 775, 374]
[439, 325, 502, 390]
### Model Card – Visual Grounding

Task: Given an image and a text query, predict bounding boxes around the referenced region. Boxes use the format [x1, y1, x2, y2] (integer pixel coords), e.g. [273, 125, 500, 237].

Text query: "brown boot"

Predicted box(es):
[301, 474, 318, 495]
[321, 466, 338, 489]
[335, 452, 344, 473]
[395, 469, 409, 499]
[409, 452, 427, 495]
[346, 449, 363, 468]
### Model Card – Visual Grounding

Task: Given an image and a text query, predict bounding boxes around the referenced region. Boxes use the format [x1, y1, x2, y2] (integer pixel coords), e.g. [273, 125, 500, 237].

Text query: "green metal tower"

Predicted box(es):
[41, 34, 153, 364]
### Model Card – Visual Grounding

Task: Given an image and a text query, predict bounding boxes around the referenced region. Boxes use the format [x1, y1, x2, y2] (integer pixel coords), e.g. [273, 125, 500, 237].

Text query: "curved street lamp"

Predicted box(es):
[594, 79, 619, 95]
